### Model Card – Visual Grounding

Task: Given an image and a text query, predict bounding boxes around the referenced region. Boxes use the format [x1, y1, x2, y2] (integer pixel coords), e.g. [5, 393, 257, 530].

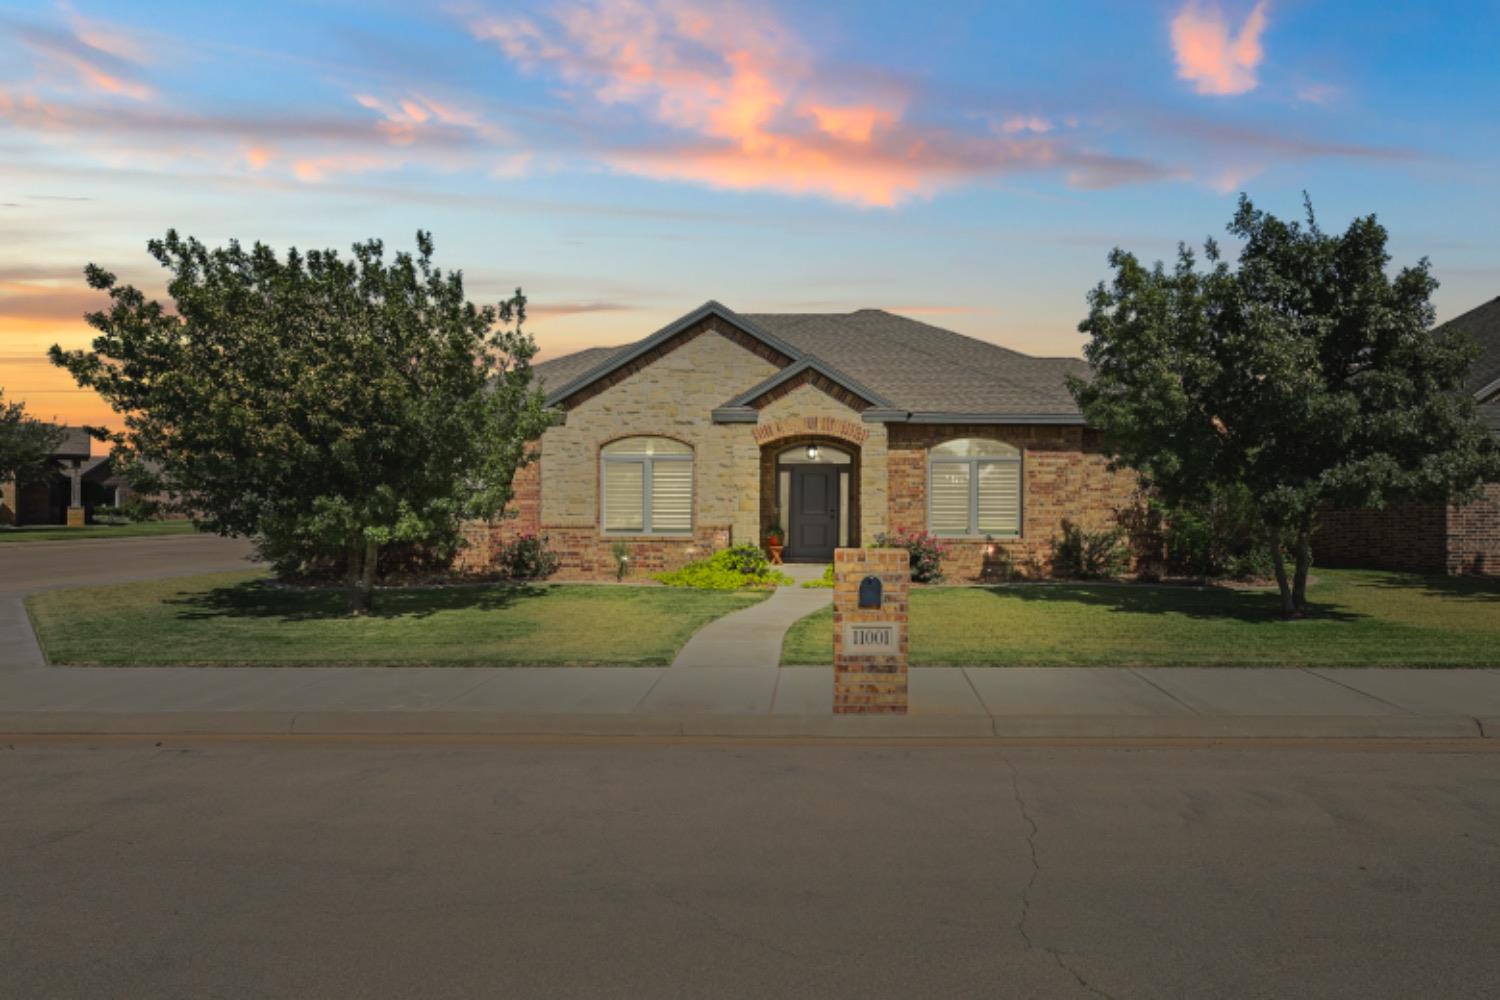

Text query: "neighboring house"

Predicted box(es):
[459, 301, 1136, 580]
[1316, 295, 1500, 575]
[0, 426, 94, 527]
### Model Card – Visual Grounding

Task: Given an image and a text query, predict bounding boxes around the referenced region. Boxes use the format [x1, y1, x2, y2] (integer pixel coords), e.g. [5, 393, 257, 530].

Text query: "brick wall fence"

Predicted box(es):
[1313, 483, 1500, 576]
[1447, 482, 1500, 575]
[1313, 503, 1449, 574]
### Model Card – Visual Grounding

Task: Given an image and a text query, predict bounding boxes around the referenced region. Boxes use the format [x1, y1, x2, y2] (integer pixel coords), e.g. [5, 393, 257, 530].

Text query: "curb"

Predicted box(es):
[0, 711, 1488, 740]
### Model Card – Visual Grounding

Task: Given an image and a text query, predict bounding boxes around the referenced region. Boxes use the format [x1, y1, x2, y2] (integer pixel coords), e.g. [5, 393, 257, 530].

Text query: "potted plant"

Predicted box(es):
[764, 528, 784, 564]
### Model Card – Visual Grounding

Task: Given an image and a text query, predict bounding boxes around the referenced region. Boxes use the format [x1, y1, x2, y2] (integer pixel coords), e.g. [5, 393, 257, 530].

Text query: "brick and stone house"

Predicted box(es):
[1316, 295, 1500, 575]
[460, 301, 1137, 581]
[0, 426, 95, 527]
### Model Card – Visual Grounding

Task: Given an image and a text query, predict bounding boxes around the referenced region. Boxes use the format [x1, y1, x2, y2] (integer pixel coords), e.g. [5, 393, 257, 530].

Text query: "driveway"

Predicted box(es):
[0, 533, 258, 594]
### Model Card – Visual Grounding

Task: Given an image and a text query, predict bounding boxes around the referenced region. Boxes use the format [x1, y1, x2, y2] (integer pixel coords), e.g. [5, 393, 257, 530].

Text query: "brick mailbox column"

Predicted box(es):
[832, 547, 910, 714]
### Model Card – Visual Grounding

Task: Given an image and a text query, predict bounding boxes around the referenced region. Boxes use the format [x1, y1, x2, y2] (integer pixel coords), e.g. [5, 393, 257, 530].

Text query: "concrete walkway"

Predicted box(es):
[669, 568, 830, 668]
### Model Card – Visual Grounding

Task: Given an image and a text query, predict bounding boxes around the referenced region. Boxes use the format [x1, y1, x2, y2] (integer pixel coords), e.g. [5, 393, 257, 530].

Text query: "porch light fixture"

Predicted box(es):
[805, 444, 820, 461]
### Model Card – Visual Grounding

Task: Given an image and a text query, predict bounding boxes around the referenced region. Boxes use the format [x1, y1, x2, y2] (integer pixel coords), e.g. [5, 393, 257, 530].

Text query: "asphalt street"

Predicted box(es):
[3, 737, 1498, 999]
[0, 533, 256, 595]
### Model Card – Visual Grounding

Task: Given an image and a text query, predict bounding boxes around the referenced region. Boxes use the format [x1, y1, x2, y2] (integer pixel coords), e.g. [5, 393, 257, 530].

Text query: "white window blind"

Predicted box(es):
[929, 438, 1021, 536]
[976, 461, 1021, 535]
[601, 437, 693, 535]
[602, 461, 645, 532]
[649, 459, 692, 533]
[929, 462, 971, 535]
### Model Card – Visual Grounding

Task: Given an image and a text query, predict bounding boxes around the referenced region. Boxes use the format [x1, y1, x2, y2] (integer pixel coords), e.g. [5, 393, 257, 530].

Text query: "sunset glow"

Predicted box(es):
[2, 0, 1497, 446]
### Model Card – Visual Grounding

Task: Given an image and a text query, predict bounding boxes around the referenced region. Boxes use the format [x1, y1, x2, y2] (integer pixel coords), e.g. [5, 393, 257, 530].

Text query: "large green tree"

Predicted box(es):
[51, 231, 549, 612]
[1072, 196, 1498, 617]
[0, 389, 65, 493]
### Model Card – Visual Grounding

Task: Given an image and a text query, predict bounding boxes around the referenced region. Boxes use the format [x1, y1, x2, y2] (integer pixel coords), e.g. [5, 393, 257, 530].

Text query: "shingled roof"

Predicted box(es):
[1434, 296, 1500, 435]
[534, 303, 1088, 424]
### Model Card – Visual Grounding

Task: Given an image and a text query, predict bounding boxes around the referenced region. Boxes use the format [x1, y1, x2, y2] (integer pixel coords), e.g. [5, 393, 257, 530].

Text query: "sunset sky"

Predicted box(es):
[2, 0, 1497, 444]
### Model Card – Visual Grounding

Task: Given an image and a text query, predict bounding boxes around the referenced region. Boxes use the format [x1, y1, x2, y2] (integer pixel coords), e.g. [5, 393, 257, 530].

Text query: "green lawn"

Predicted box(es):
[28, 571, 767, 667]
[781, 569, 1500, 667]
[0, 520, 198, 543]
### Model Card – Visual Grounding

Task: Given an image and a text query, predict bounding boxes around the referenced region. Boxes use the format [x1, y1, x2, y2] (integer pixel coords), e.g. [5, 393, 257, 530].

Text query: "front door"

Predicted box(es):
[789, 466, 838, 561]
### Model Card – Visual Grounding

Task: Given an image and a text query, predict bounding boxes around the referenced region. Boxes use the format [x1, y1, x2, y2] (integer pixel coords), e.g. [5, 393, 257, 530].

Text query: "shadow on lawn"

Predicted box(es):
[1361, 572, 1500, 604]
[974, 581, 1367, 624]
[167, 581, 551, 623]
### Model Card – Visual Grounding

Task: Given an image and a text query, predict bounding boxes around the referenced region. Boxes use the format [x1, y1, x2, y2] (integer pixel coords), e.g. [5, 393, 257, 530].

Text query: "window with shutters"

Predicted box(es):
[600, 436, 694, 535]
[928, 438, 1021, 537]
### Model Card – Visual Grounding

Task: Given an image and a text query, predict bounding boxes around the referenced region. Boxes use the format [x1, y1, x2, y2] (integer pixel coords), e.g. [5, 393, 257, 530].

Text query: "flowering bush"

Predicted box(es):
[495, 533, 560, 580]
[874, 530, 948, 583]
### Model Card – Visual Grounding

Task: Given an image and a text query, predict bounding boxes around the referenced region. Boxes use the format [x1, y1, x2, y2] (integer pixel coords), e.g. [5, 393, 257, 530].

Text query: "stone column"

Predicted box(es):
[66, 460, 85, 526]
[832, 547, 910, 714]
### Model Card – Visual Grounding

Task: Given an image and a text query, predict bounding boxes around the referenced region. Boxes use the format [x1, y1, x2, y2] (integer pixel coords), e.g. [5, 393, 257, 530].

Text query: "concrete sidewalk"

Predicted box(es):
[2, 657, 1498, 738]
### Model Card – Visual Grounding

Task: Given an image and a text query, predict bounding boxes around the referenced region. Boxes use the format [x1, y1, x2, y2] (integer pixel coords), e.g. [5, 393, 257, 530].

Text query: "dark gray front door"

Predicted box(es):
[789, 466, 838, 561]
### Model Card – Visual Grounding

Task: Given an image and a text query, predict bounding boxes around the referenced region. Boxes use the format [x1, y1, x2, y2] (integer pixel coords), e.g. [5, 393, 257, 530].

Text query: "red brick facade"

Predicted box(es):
[1314, 482, 1500, 577]
[885, 423, 1138, 580]
[832, 547, 910, 714]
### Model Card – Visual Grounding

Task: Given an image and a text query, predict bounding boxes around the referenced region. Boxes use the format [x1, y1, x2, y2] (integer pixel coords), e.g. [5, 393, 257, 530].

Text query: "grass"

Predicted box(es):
[0, 520, 198, 543]
[780, 569, 1500, 667]
[27, 571, 768, 667]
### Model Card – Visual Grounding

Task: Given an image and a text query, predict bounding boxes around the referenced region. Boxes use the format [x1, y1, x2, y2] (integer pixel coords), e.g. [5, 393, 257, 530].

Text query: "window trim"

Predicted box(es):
[600, 439, 694, 536]
[927, 440, 1023, 538]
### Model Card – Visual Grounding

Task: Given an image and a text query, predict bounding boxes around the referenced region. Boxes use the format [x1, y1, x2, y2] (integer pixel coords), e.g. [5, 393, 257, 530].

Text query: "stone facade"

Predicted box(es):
[459, 319, 1140, 581]
[1314, 482, 1500, 577]
[886, 423, 1138, 580]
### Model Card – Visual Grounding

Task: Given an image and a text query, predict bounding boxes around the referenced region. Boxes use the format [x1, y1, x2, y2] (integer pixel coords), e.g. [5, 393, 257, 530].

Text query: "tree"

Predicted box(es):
[0, 389, 64, 491]
[51, 231, 549, 613]
[1071, 196, 1498, 618]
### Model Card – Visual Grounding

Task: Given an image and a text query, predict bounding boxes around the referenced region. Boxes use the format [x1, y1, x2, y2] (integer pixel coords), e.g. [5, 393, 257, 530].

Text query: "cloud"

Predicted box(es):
[464, 0, 1169, 206]
[1295, 81, 1342, 106]
[0, 84, 520, 183]
[999, 115, 1054, 135]
[1170, 1, 1269, 96]
[525, 300, 637, 318]
[5, 12, 156, 100]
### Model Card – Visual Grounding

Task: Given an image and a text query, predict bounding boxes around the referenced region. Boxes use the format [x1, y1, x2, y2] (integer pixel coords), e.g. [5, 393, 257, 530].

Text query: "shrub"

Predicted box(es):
[874, 530, 947, 583]
[119, 493, 163, 522]
[977, 534, 1017, 583]
[611, 540, 630, 581]
[716, 543, 772, 575]
[494, 533, 560, 580]
[1050, 519, 1129, 580]
[655, 545, 792, 589]
[801, 564, 835, 588]
[1122, 486, 1274, 581]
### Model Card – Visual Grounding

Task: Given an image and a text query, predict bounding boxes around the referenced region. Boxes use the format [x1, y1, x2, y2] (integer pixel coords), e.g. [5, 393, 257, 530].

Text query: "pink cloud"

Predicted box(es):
[1170, 1, 1270, 96]
[464, 0, 1158, 206]
[10, 16, 155, 101]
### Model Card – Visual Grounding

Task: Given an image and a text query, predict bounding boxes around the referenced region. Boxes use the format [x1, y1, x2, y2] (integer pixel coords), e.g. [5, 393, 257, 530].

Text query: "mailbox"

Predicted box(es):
[858, 575, 883, 609]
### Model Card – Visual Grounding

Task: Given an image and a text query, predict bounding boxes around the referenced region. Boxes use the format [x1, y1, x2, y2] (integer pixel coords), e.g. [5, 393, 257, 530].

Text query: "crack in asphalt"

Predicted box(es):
[1004, 753, 1116, 1000]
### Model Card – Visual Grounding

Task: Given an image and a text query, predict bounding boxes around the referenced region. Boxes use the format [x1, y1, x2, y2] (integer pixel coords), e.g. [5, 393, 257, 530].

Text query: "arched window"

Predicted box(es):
[601, 437, 693, 534]
[928, 438, 1021, 537]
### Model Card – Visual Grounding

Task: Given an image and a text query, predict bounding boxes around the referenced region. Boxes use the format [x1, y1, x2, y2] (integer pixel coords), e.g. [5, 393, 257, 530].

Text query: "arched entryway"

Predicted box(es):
[763, 440, 857, 561]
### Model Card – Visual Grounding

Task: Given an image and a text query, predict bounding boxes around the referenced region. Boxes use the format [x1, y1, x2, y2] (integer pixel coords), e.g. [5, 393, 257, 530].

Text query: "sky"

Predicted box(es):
[2, 0, 1498, 441]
